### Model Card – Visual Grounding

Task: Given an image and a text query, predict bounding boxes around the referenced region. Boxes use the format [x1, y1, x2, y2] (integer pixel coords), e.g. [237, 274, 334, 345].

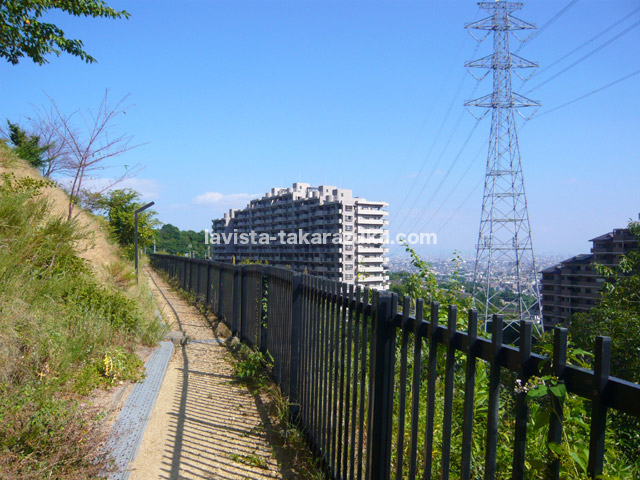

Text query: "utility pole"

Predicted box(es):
[465, 1, 542, 334]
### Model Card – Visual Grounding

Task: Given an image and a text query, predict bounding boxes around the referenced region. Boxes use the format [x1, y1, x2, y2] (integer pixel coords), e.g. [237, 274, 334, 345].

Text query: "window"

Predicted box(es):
[345, 255, 353, 261]
[345, 264, 353, 270]
[345, 245, 353, 251]
[345, 274, 353, 280]
[345, 215, 353, 221]
[345, 225, 353, 231]
[345, 205, 353, 211]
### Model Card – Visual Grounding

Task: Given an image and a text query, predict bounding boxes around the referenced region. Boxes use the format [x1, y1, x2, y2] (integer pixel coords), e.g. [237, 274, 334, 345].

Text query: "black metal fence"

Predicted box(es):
[150, 254, 640, 480]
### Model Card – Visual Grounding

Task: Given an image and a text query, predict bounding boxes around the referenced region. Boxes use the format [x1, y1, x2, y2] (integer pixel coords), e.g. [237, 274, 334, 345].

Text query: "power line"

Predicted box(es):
[396, 117, 483, 241]
[422, 140, 487, 230]
[527, 5, 640, 82]
[390, 8, 482, 187]
[436, 179, 483, 234]
[392, 73, 469, 225]
[393, 41, 483, 229]
[525, 18, 640, 94]
[517, 0, 580, 51]
[531, 67, 640, 119]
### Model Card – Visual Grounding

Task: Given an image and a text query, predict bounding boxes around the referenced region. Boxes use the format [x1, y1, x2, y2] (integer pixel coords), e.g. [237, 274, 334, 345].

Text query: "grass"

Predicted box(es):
[0, 146, 167, 478]
[229, 452, 269, 469]
[226, 343, 325, 480]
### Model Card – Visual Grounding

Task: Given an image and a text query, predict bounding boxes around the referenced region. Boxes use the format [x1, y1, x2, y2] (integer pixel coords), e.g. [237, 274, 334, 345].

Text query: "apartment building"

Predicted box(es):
[541, 223, 639, 329]
[210, 183, 389, 289]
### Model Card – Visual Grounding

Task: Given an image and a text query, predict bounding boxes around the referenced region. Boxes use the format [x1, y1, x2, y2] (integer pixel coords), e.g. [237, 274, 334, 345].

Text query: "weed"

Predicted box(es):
[0, 147, 167, 477]
[229, 452, 269, 469]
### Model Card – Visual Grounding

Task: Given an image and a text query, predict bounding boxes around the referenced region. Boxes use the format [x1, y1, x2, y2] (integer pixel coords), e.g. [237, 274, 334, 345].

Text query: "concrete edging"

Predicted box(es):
[104, 340, 174, 480]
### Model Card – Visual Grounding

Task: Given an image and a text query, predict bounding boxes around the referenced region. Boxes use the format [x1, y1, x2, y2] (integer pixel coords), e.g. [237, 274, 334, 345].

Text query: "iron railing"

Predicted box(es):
[150, 254, 640, 480]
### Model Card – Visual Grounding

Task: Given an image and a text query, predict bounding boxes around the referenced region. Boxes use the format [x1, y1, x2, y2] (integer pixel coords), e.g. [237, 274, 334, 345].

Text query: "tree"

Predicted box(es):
[42, 91, 142, 219]
[5, 120, 51, 169]
[0, 0, 129, 65]
[97, 189, 157, 251]
[154, 223, 207, 258]
[569, 220, 640, 383]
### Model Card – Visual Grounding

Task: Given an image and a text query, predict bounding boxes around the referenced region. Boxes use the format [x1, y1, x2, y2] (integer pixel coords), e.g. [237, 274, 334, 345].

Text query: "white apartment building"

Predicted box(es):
[210, 182, 389, 289]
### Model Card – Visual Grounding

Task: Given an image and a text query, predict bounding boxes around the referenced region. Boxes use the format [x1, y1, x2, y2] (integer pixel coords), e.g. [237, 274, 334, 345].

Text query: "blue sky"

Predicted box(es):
[1, 0, 639, 258]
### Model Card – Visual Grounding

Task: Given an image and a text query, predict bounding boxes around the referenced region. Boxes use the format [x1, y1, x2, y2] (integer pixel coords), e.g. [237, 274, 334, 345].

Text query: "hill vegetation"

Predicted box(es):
[0, 144, 165, 478]
[154, 223, 207, 258]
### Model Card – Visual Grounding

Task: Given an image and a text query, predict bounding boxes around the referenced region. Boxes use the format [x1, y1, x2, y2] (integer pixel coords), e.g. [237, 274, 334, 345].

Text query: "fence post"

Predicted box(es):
[256, 266, 266, 353]
[289, 273, 303, 418]
[233, 266, 242, 338]
[587, 336, 611, 478]
[548, 327, 567, 480]
[205, 262, 211, 307]
[366, 293, 397, 480]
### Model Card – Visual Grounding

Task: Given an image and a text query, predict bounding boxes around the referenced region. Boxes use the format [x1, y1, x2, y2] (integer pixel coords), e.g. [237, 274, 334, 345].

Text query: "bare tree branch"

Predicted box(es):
[41, 90, 144, 219]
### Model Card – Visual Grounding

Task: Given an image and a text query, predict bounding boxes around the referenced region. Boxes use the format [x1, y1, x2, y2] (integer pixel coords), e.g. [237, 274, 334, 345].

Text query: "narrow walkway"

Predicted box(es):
[128, 269, 290, 480]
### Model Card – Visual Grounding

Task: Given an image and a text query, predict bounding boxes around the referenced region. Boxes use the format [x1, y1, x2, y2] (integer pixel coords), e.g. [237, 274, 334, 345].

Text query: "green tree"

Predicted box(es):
[1, 0, 129, 65]
[154, 223, 207, 258]
[6, 120, 51, 169]
[97, 189, 158, 251]
[399, 241, 474, 317]
[570, 220, 640, 383]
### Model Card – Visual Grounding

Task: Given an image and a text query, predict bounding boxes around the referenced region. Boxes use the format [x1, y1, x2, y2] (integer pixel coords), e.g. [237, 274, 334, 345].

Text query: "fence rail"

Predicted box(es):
[150, 254, 640, 480]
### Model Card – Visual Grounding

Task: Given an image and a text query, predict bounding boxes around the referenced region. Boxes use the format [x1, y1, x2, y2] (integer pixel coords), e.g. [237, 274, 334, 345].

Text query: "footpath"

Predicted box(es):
[126, 269, 293, 480]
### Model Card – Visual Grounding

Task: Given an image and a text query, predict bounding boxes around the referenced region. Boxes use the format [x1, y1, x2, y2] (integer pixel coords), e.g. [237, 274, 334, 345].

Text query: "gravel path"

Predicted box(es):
[127, 269, 291, 480]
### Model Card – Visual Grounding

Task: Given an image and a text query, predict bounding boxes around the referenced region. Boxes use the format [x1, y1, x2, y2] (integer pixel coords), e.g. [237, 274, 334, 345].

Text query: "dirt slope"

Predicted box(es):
[0, 150, 121, 274]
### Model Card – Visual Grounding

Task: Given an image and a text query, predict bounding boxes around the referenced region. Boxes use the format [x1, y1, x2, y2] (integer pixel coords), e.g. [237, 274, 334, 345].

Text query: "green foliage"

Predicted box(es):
[398, 241, 474, 320]
[389, 246, 639, 479]
[154, 223, 207, 257]
[0, 383, 106, 478]
[95, 188, 158, 250]
[63, 280, 143, 332]
[232, 344, 273, 390]
[6, 120, 52, 169]
[569, 220, 640, 383]
[0, 0, 129, 65]
[0, 174, 165, 476]
[1, 170, 55, 195]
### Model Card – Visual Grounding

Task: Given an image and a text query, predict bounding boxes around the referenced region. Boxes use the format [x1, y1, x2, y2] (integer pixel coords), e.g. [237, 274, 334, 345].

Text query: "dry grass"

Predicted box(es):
[0, 152, 121, 279]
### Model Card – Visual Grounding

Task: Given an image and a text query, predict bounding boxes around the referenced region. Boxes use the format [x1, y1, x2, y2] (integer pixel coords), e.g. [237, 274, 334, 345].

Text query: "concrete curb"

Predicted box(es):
[104, 341, 174, 480]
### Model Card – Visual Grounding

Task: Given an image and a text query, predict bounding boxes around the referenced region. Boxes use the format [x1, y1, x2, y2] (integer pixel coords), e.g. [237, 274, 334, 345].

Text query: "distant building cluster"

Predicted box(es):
[541, 220, 639, 329]
[210, 183, 389, 289]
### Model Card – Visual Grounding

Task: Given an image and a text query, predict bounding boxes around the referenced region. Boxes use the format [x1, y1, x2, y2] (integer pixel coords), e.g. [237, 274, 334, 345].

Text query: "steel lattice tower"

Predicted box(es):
[465, 1, 541, 333]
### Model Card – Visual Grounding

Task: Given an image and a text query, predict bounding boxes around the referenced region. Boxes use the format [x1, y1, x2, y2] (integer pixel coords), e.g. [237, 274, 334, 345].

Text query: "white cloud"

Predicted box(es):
[192, 191, 260, 208]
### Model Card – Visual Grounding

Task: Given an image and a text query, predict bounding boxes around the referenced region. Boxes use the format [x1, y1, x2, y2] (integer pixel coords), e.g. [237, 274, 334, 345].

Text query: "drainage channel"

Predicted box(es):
[104, 268, 180, 479]
[104, 268, 228, 479]
[104, 340, 173, 480]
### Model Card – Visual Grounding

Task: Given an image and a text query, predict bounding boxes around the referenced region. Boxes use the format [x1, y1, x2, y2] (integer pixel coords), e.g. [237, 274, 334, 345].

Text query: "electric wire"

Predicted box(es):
[391, 11, 479, 186]
[525, 18, 640, 94]
[526, 5, 640, 83]
[436, 179, 483, 234]
[530, 67, 640, 120]
[516, 0, 580, 51]
[422, 140, 488, 230]
[392, 72, 470, 223]
[393, 87, 481, 236]
[398, 117, 483, 238]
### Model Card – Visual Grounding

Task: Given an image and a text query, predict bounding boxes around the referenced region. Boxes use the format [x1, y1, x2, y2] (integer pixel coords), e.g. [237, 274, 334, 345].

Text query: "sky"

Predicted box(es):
[1, 0, 639, 259]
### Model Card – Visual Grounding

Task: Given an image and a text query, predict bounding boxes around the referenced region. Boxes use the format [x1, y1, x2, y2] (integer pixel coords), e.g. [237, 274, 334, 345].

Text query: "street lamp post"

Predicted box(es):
[135, 201, 155, 284]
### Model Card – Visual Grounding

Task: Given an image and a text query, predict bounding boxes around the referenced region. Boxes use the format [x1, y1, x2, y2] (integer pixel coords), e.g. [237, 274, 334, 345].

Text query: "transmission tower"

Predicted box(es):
[465, 1, 542, 334]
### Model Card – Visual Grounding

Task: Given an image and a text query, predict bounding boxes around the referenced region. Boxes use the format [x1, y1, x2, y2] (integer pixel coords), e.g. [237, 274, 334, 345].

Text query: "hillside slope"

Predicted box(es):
[0, 144, 166, 479]
[0, 149, 121, 275]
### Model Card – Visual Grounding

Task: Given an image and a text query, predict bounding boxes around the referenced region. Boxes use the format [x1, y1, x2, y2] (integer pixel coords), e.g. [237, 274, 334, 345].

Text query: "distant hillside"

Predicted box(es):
[155, 223, 207, 258]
